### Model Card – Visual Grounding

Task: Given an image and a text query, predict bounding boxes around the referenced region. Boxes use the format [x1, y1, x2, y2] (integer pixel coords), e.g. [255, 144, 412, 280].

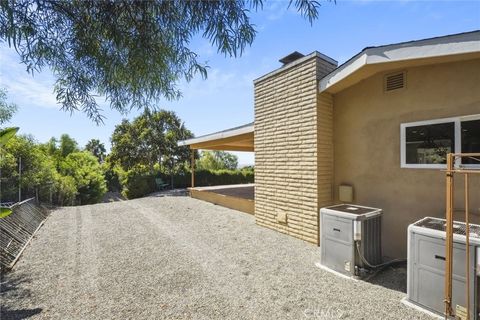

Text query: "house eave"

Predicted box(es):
[178, 122, 254, 152]
[319, 30, 480, 94]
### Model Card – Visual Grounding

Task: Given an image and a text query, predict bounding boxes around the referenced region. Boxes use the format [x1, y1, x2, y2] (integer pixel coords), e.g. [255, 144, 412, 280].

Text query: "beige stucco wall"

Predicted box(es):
[332, 58, 480, 258]
[254, 55, 336, 244]
[317, 92, 335, 212]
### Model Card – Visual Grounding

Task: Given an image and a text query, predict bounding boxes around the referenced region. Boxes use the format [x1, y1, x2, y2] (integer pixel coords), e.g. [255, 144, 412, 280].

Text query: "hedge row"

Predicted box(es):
[120, 168, 254, 199]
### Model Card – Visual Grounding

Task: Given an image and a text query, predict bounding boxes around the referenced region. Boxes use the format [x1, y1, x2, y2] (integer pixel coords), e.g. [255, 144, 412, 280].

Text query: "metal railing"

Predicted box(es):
[0, 198, 49, 270]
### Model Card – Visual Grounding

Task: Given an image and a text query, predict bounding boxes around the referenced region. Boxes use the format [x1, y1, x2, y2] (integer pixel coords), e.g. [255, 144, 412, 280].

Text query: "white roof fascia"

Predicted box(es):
[178, 123, 254, 147]
[319, 31, 480, 93]
[318, 53, 368, 92]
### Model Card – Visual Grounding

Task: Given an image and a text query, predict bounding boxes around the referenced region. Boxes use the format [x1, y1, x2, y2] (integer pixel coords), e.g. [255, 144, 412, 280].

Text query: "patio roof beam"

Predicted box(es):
[187, 132, 253, 148]
[179, 124, 254, 152]
[190, 145, 254, 152]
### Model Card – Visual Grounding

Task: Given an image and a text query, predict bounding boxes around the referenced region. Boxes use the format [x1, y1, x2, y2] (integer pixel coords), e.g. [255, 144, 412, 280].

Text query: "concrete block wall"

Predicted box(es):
[254, 53, 337, 245]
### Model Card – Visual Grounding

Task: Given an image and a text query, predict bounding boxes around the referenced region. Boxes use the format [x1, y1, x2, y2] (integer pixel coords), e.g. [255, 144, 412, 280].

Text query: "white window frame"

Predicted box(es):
[400, 114, 480, 169]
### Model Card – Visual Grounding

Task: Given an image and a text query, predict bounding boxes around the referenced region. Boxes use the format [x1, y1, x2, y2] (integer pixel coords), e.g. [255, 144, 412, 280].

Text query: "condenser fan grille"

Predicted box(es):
[414, 217, 480, 237]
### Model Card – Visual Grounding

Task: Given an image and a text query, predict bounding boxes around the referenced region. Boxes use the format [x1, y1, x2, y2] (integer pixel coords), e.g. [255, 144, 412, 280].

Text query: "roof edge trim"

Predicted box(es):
[319, 30, 480, 93]
[178, 122, 254, 147]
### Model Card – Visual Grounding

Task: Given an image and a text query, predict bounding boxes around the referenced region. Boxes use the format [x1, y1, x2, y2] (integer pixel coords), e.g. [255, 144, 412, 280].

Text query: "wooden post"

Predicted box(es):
[444, 153, 454, 317]
[191, 149, 195, 188]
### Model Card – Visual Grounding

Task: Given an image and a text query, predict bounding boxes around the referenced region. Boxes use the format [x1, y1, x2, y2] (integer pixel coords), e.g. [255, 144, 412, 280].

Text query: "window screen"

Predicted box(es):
[461, 119, 480, 165]
[405, 122, 455, 164]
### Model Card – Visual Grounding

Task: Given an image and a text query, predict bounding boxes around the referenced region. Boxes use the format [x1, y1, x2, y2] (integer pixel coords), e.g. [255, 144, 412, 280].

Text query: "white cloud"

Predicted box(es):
[178, 67, 254, 100]
[2, 74, 59, 109]
[265, 1, 287, 21]
[0, 45, 59, 109]
[196, 40, 216, 58]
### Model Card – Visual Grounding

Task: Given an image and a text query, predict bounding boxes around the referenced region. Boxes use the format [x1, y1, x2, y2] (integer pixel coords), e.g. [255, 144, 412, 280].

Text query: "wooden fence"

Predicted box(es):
[0, 198, 49, 270]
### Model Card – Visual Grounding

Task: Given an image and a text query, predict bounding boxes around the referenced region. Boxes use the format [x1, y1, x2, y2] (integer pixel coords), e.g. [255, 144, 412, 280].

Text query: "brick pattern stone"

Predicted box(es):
[254, 55, 336, 245]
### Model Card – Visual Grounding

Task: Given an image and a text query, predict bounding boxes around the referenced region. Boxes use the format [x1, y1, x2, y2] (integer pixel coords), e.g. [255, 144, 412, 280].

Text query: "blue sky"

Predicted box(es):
[1, 0, 479, 166]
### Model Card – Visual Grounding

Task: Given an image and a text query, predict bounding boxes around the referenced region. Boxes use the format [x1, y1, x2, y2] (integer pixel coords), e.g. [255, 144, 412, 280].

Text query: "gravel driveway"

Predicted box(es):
[1, 196, 435, 320]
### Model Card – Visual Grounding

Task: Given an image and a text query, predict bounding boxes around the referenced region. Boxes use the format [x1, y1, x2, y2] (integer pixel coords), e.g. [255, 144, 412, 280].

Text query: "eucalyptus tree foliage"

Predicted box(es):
[0, 87, 18, 216]
[110, 109, 193, 172]
[0, 127, 18, 217]
[0, 0, 328, 123]
[0, 88, 17, 125]
[197, 151, 238, 171]
[59, 134, 78, 158]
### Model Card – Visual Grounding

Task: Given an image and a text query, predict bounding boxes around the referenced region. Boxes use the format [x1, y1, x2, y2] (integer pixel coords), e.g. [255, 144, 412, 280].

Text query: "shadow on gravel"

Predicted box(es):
[149, 189, 188, 197]
[364, 265, 407, 293]
[1, 272, 32, 297]
[102, 191, 125, 203]
[1, 272, 42, 319]
[0, 307, 43, 320]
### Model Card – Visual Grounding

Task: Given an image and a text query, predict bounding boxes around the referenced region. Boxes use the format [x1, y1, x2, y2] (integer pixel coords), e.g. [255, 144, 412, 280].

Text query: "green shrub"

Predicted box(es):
[118, 166, 254, 200]
[155, 168, 254, 189]
[192, 169, 254, 187]
[53, 174, 77, 206]
[119, 165, 156, 199]
[1, 135, 59, 203]
[102, 162, 122, 192]
[61, 151, 107, 204]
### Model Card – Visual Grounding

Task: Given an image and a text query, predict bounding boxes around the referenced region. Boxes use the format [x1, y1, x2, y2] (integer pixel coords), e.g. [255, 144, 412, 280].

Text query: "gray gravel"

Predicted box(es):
[1, 196, 435, 320]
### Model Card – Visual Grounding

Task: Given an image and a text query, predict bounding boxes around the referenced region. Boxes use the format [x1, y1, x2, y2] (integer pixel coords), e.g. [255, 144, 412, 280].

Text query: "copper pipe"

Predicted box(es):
[442, 153, 480, 318]
[465, 173, 470, 320]
[445, 153, 454, 317]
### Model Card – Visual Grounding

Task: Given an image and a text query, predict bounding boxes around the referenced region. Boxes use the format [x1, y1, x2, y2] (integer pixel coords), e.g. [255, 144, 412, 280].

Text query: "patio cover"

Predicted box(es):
[178, 122, 254, 152]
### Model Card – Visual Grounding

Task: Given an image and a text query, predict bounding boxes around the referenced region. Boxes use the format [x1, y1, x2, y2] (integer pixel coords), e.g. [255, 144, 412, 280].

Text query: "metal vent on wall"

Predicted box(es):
[384, 71, 406, 92]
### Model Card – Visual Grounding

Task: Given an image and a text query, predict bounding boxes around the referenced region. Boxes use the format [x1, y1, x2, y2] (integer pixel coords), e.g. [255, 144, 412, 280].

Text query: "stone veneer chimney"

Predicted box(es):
[254, 52, 337, 245]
